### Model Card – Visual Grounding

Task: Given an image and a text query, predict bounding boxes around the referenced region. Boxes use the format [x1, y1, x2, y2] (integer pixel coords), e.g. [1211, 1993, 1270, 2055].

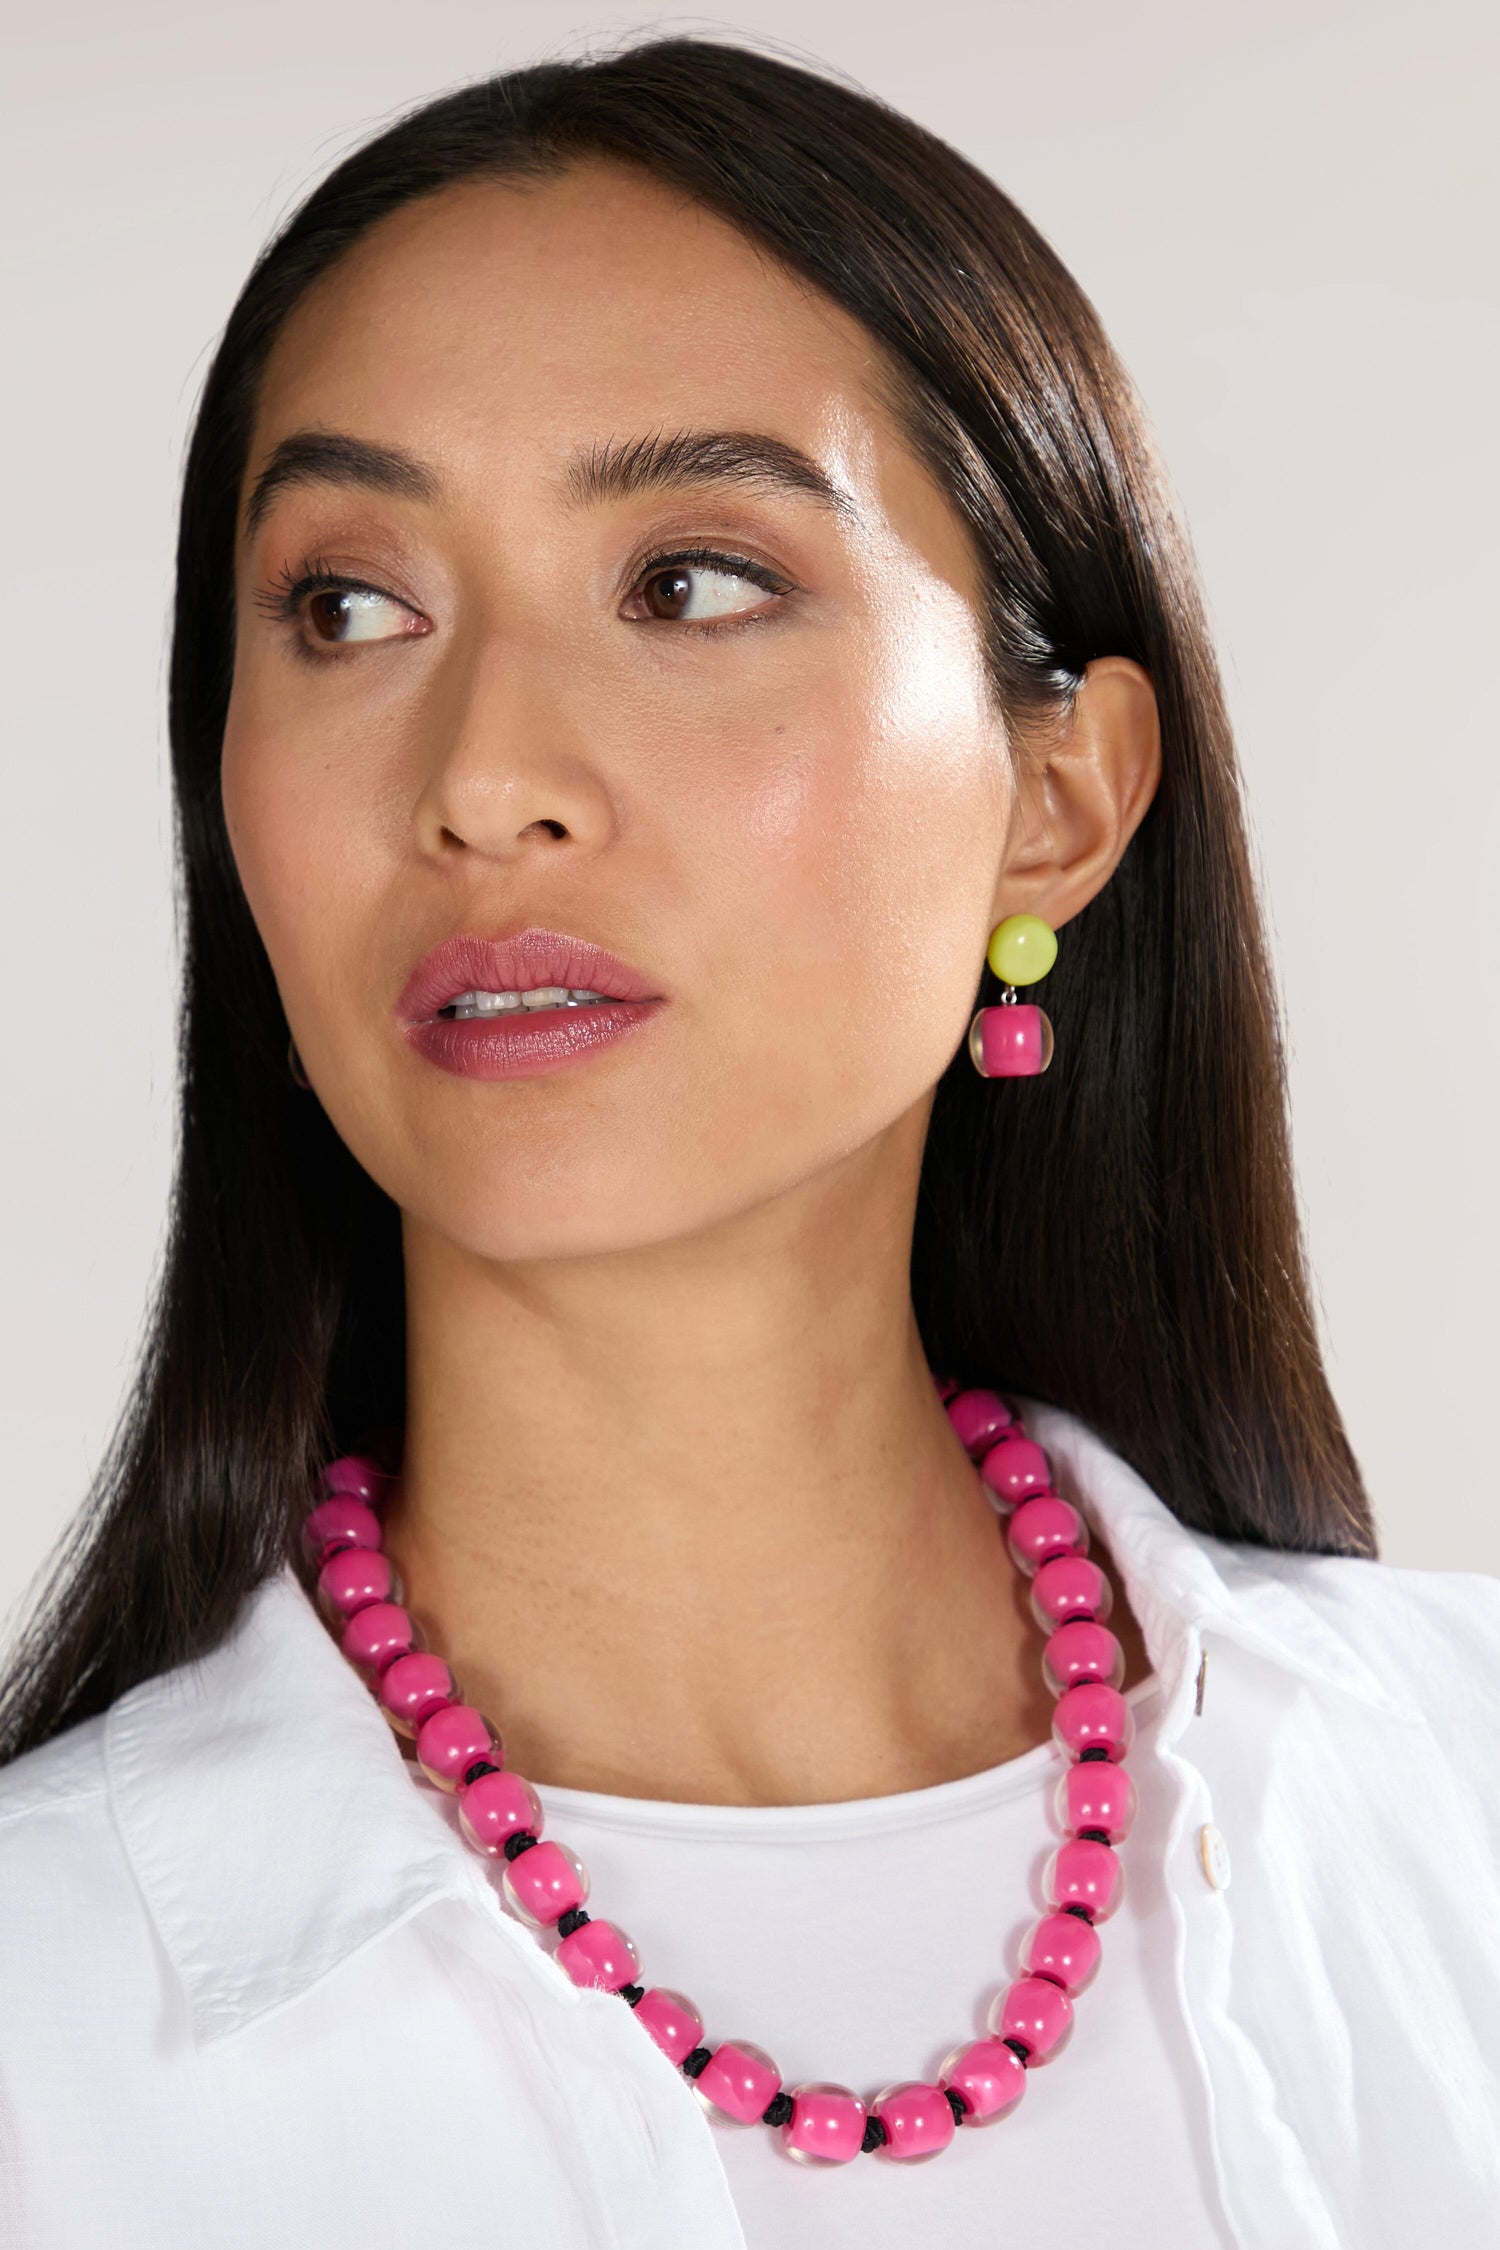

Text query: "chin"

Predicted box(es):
[407, 1167, 705, 1266]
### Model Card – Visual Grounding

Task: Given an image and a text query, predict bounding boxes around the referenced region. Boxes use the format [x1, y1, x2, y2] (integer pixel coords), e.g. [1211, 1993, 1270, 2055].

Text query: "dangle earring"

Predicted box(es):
[288, 1036, 313, 1091]
[968, 913, 1057, 1078]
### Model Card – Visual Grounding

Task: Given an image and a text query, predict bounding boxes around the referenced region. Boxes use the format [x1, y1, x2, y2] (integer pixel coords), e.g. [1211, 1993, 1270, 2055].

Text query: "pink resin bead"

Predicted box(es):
[302, 1495, 382, 1568]
[458, 1769, 542, 1855]
[694, 2040, 783, 2127]
[316, 1454, 389, 1505]
[341, 1600, 419, 1677]
[969, 1002, 1052, 1078]
[1055, 1756, 1138, 1845]
[871, 2081, 956, 2162]
[556, 1919, 640, 1992]
[938, 2037, 1028, 2125]
[1030, 1551, 1112, 1631]
[946, 1388, 1015, 1457]
[782, 2083, 868, 2166]
[988, 1974, 1074, 2064]
[317, 1545, 400, 1624]
[1006, 1493, 1089, 1576]
[1042, 1619, 1126, 1698]
[416, 1703, 501, 1792]
[502, 1839, 589, 1927]
[377, 1651, 456, 1736]
[1044, 1836, 1124, 1923]
[978, 1433, 1053, 1510]
[1051, 1679, 1135, 1763]
[631, 1988, 704, 2067]
[1019, 1909, 1102, 1995]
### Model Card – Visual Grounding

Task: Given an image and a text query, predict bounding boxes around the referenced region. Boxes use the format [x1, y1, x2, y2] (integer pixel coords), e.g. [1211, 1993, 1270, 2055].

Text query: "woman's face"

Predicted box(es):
[222, 161, 1017, 1262]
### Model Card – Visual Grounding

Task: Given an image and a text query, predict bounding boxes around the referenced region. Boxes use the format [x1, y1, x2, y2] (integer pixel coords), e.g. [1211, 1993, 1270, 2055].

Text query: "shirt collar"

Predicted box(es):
[103, 1400, 1404, 2046]
[1020, 1395, 1405, 1725]
[103, 1557, 537, 2047]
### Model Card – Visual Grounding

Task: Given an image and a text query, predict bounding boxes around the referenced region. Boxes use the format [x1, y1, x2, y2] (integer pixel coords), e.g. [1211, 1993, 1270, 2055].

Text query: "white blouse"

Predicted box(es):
[1, 1398, 1497, 2248]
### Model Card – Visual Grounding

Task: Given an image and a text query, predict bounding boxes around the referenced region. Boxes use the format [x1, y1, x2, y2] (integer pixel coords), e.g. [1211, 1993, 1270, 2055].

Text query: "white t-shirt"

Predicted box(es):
[428, 1670, 1235, 2247]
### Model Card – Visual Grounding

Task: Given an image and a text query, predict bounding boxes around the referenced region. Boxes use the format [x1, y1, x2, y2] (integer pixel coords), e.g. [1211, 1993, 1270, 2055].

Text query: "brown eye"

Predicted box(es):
[637, 561, 781, 623]
[642, 569, 695, 620]
[304, 586, 414, 645]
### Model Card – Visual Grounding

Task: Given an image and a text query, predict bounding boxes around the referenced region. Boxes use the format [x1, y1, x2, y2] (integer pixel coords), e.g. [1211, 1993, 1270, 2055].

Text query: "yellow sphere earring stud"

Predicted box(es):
[986, 912, 1057, 988]
[968, 913, 1057, 1078]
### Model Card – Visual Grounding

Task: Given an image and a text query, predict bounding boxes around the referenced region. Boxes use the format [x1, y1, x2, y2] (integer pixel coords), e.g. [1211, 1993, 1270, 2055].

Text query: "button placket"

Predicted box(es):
[1190, 1651, 1232, 1889]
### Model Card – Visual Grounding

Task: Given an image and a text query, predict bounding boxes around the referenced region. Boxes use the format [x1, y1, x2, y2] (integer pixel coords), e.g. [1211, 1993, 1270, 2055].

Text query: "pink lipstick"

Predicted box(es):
[396, 928, 664, 1082]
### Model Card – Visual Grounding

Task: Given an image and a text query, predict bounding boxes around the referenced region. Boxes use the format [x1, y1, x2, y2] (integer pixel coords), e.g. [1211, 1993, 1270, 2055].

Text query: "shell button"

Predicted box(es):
[1199, 1822, 1232, 1890]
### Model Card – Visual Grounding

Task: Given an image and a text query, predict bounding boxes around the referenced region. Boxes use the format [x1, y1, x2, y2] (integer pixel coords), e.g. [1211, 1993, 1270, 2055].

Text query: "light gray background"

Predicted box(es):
[2, 0, 1495, 1650]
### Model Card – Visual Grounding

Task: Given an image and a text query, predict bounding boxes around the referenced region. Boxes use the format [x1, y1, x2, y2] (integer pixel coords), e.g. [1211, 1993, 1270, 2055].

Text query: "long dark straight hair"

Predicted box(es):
[0, 34, 1375, 1767]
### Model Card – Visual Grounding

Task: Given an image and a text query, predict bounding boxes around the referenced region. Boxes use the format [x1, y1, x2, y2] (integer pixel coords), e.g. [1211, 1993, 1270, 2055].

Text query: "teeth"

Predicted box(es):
[441, 986, 621, 1020]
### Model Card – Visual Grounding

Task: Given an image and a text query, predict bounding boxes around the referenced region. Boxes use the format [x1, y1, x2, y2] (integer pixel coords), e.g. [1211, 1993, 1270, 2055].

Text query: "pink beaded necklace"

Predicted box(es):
[303, 1382, 1138, 2168]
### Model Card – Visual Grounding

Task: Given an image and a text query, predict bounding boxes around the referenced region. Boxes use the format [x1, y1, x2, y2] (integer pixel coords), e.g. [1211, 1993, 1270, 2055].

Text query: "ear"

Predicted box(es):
[991, 657, 1162, 930]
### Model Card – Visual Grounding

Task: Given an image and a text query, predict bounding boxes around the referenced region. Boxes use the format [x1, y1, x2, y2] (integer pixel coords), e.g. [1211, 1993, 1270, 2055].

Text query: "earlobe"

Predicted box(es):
[991, 657, 1161, 932]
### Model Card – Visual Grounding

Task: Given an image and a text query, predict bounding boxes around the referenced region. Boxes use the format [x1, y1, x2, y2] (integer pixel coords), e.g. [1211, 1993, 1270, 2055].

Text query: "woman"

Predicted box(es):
[0, 34, 1495, 2249]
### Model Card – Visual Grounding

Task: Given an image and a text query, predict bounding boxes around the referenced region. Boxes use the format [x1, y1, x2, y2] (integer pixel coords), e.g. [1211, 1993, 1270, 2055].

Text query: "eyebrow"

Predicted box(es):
[563, 429, 856, 518]
[240, 423, 856, 542]
[241, 431, 441, 539]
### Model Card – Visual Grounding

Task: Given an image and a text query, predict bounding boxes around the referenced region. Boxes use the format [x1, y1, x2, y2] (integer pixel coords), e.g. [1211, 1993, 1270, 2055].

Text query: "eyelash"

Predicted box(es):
[253, 545, 794, 658]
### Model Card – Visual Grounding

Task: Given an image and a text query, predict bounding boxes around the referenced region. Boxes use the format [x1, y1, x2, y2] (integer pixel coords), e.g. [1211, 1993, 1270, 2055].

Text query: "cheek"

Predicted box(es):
[220, 673, 389, 1013]
[679, 602, 1008, 1128]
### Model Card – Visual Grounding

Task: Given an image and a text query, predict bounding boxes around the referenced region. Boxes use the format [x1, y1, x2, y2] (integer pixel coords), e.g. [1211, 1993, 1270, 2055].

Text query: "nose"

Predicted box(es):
[411, 638, 616, 864]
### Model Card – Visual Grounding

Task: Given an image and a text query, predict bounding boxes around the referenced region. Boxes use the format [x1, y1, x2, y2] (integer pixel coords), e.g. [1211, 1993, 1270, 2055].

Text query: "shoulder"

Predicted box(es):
[0, 1708, 111, 1833]
[1230, 1540, 1500, 1708]
[1207, 1539, 1500, 1872]
[0, 1712, 151, 1989]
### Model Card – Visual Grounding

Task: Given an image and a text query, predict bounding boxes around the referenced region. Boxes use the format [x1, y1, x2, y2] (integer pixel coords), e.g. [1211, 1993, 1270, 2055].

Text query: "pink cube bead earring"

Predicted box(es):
[969, 913, 1057, 1079]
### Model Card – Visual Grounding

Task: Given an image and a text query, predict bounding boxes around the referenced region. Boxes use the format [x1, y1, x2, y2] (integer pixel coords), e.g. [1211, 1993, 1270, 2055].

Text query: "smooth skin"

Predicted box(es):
[222, 161, 1162, 1806]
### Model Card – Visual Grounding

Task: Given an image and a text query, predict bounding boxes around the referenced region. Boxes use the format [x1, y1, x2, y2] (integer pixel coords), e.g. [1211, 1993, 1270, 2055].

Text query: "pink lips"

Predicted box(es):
[395, 927, 664, 1083]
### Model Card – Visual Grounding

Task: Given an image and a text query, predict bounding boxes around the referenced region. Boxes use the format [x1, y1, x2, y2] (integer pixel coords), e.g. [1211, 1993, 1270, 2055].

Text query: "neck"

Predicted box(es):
[382, 1137, 1083, 1806]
